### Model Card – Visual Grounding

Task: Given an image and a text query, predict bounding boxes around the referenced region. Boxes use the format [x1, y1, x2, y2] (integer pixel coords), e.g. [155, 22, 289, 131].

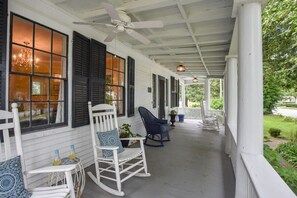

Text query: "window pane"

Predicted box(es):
[50, 102, 64, 124]
[117, 101, 124, 115]
[106, 69, 112, 84]
[113, 71, 119, 85]
[9, 74, 30, 102]
[113, 57, 119, 71]
[32, 102, 48, 127]
[34, 50, 50, 76]
[32, 76, 48, 101]
[52, 55, 66, 78]
[53, 31, 67, 56]
[35, 24, 51, 52]
[119, 58, 125, 72]
[118, 87, 124, 100]
[50, 79, 63, 101]
[11, 44, 32, 74]
[106, 53, 112, 69]
[13, 102, 30, 128]
[112, 87, 118, 100]
[119, 72, 124, 86]
[106, 86, 112, 104]
[12, 16, 33, 47]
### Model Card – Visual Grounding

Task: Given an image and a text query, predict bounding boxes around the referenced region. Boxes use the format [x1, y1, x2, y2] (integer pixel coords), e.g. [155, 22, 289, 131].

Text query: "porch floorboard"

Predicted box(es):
[82, 119, 235, 198]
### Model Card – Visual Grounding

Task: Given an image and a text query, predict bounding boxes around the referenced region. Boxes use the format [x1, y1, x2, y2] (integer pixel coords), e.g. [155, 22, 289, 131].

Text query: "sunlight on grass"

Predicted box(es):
[264, 115, 297, 140]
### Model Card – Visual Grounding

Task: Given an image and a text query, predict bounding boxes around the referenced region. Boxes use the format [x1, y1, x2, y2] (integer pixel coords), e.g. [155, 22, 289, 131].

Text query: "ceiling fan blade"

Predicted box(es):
[101, 2, 121, 21]
[73, 21, 114, 27]
[126, 29, 150, 44]
[104, 29, 118, 42]
[128, 21, 164, 29]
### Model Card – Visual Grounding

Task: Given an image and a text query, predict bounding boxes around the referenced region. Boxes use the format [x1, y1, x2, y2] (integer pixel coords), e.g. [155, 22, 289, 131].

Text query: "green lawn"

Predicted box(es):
[264, 115, 297, 140]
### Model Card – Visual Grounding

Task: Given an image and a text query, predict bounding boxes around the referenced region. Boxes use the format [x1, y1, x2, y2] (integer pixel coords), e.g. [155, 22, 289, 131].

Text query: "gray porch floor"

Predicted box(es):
[82, 119, 235, 198]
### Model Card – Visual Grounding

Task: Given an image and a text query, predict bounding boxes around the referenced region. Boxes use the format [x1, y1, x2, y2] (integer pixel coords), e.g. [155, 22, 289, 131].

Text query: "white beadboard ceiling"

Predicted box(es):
[46, 0, 235, 80]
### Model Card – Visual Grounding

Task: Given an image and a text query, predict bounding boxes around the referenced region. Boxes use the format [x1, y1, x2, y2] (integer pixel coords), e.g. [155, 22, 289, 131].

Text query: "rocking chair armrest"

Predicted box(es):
[120, 137, 145, 141]
[96, 145, 119, 150]
[28, 164, 76, 174]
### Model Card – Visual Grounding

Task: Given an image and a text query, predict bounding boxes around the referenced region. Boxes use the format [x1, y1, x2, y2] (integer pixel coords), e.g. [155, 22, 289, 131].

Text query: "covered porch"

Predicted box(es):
[1, 0, 296, 197]
[83, 119, 235, 198]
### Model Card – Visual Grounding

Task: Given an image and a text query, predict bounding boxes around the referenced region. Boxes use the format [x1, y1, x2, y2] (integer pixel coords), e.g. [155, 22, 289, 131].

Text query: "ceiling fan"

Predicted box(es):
[73, 3, 164, 44]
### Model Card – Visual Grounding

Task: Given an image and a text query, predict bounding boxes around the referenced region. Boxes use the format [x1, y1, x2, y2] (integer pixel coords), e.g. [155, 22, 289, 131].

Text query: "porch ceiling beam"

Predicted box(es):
[143, 49, 197, 55]
[147, 30, 232, 40]
[134, 39, 230, 49]
[176, 0, 209, 75]
[158, 60, 202, 63]
[151, 55, 200, 59]
[79, 0, 206, 20]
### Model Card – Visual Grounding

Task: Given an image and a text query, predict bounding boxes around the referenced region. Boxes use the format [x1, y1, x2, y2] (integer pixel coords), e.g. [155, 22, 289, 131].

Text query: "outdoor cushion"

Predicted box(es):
[97, 129, 124, 158]
[0, 155, 29, 198]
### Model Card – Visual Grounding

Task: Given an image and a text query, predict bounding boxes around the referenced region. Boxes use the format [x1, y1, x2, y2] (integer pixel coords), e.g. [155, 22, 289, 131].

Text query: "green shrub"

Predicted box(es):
[191, 103, 199, 108]
[269, 128, 282, 137]
[264, 145, 297, 194]
[276, 142, 297, 168]
[210, 98, 223, 110]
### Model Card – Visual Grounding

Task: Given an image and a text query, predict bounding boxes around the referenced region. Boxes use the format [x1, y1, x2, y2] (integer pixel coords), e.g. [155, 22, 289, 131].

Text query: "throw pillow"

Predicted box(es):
[0, 156, 29, 198]
[97, 128, 124, 158]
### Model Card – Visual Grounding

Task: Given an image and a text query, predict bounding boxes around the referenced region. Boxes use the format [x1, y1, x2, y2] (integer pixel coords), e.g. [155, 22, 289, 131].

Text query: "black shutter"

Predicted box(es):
[127, 56, 135, 117]
[152, 74, 156, 108]
[72, 31, 90, 127]
[165, 78, 168, 106]
[90, 39, 106, 106]
[170, 76, 176, 108]
[176, 80, 179, 107]
[0, 0, 7, 110]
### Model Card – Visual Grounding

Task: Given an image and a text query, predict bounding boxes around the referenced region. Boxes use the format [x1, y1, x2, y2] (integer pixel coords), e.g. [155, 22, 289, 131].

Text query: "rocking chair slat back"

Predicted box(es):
[0, 103, 27, 187]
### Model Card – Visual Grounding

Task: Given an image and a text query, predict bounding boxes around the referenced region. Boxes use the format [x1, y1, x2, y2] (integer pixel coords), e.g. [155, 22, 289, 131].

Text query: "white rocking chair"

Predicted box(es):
[87, 102, 150, 196]
[200, 100, 219, 131]
[0, 103, 76, 198]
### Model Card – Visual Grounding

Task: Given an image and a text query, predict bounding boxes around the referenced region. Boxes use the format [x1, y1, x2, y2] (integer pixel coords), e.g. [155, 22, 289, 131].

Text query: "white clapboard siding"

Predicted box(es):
[7, 0, 179, 189]
[21, 125, 93, 188]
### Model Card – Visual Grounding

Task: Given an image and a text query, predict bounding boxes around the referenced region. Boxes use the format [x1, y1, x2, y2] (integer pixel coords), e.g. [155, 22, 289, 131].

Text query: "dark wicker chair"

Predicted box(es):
[138, 106, 171, 147]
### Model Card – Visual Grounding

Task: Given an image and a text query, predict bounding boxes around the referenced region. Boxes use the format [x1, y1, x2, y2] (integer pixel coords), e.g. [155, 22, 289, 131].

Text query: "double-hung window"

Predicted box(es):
[9, 14, 68, 130]
[106, 53, 125, 116]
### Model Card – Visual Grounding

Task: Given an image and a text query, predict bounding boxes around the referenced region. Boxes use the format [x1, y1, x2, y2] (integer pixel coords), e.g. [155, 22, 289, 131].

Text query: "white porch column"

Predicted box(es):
[204, 78, 210, 111]
[181, 83, 186, 113]
[225, 56, 238, 155]
[219, 79, 223, 98]
[235, 2, 263, 198]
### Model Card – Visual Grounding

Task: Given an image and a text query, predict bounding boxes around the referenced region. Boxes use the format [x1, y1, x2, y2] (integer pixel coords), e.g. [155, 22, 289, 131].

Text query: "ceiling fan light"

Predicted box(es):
[192, 77, 198, 83]
[176, 64, 185, 72]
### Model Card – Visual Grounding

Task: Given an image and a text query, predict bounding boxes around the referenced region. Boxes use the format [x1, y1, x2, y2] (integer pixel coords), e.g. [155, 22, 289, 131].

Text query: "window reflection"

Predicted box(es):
[9, 14, 68, 130]
[105, 52, 125, 116]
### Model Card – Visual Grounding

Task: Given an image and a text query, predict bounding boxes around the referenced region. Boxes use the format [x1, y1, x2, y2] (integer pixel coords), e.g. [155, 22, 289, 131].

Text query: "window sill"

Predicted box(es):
[22, 125, 73, 141]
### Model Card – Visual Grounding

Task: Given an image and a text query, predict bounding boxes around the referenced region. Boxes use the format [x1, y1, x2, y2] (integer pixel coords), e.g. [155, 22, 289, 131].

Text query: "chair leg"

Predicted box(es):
[113, 152, 122, 194]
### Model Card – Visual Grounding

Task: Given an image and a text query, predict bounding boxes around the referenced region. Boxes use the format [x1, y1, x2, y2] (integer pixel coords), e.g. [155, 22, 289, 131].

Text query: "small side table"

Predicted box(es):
[48, 157, 85, 198]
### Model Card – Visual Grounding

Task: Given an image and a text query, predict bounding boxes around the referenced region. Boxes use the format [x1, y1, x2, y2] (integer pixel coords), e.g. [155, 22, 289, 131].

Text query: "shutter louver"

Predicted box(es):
[152, 74, 156, 108]
[0, 0, 7, 110]
[72, 31, 90, 127]
[127, 56, 135, 117]
[90, 39, 106, 106]
[170, 76, 176, 108]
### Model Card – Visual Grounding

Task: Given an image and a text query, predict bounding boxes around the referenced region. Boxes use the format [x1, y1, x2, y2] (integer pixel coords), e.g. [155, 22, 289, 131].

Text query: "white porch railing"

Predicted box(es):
[177, 107, 224, 123]
[226, 122, 296, 198]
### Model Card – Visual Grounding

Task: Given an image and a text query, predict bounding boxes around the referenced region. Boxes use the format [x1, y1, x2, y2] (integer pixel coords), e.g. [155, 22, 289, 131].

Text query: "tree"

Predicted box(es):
[185, 84, 204, 103]
[262, 0, 297, 112]
[210, 79, 221, 99]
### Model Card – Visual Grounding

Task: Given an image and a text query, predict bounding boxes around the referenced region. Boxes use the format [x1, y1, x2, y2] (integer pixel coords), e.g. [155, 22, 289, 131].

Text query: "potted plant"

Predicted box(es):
[119, 123, 134, 147]
[169, 109, 177, 126]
